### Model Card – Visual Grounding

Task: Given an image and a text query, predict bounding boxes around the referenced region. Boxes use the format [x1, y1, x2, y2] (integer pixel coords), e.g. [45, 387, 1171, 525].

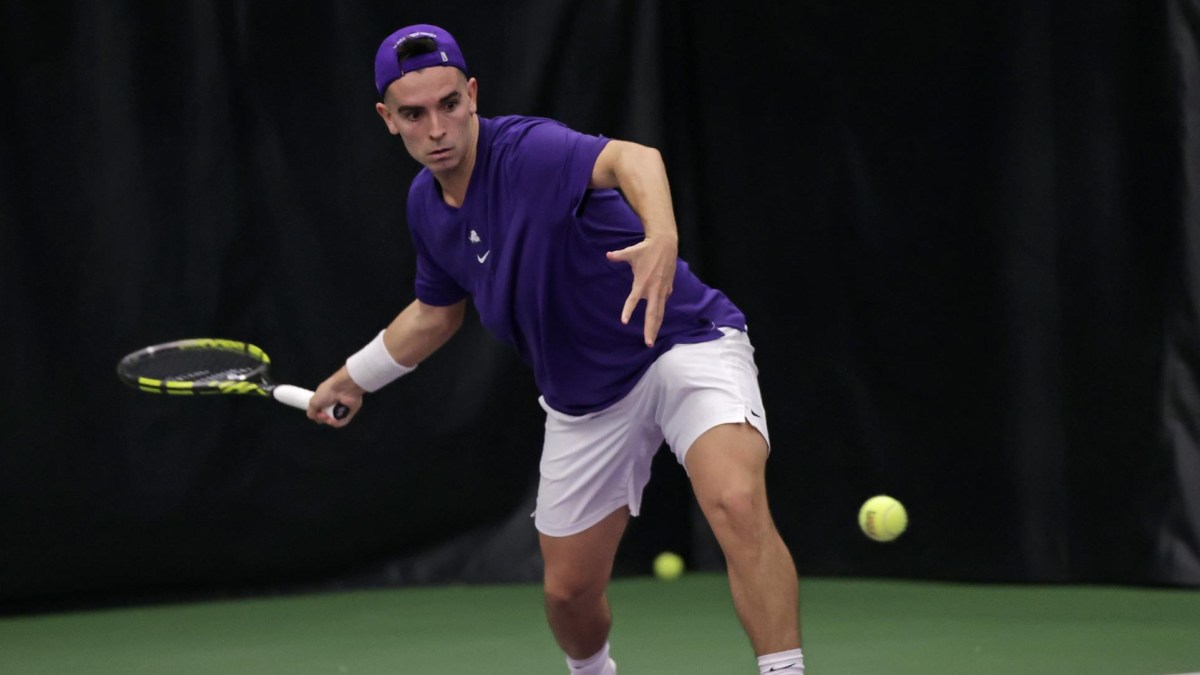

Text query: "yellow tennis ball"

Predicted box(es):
[653, 552, 685, 580]
[859, 495, 908, 542]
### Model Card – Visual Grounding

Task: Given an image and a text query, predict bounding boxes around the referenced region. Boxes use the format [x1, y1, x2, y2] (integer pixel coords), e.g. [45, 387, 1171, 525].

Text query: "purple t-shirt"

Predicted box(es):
[406, 115, 746, 414]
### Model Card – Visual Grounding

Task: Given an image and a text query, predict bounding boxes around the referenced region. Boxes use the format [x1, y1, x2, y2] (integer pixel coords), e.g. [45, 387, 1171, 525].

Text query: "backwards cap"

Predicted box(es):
[374, 24, 468, 97]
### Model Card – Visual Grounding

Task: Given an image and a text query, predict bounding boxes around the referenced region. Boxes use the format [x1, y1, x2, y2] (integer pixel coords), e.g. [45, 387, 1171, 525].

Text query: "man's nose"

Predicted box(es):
[429, 113, 446, 139]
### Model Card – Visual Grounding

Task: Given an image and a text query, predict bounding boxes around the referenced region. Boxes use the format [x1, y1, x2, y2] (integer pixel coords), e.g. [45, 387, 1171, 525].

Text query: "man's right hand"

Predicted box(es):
[307, 366, 365, 427]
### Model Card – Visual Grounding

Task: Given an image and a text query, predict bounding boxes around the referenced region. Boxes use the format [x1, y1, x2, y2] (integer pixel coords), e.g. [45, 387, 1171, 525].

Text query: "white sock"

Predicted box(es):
[566, 642, 616, 675]
[758, 648, 804, 674]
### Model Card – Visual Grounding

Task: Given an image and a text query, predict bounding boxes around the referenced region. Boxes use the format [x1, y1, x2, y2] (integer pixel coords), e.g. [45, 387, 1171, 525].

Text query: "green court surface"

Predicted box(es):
[1, 575, 1197, 674]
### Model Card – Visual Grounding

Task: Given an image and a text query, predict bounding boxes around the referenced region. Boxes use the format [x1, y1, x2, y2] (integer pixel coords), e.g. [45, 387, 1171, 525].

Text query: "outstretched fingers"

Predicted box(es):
[607, 239, 675, 347]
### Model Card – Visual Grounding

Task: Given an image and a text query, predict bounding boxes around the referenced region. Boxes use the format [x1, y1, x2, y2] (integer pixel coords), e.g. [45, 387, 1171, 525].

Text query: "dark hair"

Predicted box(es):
[395, 36, 438, 63]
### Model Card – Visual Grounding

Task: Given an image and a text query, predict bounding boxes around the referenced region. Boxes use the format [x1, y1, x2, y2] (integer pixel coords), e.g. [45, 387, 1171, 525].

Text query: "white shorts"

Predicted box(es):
[534, 328, 770, 537]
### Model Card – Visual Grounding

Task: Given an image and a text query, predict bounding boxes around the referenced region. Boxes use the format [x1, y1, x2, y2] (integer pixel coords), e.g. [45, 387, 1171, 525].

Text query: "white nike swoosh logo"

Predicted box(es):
[477, 251, 490, 263]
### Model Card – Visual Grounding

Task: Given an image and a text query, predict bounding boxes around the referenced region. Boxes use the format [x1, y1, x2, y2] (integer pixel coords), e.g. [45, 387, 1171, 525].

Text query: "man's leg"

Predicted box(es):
[540, 506, 630, 661]
[685, 422, 801, 655]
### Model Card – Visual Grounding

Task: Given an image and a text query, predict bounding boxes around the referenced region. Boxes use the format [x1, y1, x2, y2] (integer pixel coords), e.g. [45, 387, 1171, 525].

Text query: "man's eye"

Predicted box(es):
[445, 101, 458, 111]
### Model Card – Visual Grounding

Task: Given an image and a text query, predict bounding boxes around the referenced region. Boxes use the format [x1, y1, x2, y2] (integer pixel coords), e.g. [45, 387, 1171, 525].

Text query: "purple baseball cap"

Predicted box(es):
[374, 24, 468, 97]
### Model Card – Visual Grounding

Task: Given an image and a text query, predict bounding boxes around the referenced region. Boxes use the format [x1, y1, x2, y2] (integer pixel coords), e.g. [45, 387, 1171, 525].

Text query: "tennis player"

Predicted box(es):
[308, 24, 804, 675]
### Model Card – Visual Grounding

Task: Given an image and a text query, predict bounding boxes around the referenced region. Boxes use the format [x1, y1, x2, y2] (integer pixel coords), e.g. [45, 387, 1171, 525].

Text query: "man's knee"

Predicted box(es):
[543, 570, 607, 611]
[699, 482, 769, 535]
[542, 549, 613, 610]
[538, 507, 627, 612]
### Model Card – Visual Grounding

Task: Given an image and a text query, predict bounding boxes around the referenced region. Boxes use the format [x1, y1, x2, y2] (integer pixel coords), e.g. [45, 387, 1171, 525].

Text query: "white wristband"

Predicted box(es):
[345, 330, 416, 392]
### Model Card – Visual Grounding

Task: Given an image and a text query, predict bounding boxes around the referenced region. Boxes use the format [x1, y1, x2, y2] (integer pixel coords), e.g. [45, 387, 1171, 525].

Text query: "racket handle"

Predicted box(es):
[273, 385, 350, 421]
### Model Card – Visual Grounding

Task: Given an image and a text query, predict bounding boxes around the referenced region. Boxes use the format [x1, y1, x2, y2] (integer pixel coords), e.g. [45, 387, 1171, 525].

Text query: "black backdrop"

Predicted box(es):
[2, 0, 1199, 610]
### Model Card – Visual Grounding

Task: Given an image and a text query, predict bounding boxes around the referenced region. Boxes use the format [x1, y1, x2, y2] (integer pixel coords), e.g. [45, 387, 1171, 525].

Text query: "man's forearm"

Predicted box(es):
[609, 143, 679, 243]
[382, 298, 467, 367]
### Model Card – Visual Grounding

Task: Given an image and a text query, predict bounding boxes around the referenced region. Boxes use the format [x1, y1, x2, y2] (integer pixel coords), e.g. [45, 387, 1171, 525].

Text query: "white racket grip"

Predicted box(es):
[273, 385, 348, 420]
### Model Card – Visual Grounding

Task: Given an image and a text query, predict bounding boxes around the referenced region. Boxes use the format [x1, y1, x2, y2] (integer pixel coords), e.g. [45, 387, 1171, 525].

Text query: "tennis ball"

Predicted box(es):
[859, 495, 908, 542]
[653, 552, 685, 580]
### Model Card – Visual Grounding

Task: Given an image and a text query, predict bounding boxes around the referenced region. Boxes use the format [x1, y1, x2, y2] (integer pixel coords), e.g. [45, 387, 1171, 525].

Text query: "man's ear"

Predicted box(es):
[375, 101, 399, 135]
[467, 77, 478, 115]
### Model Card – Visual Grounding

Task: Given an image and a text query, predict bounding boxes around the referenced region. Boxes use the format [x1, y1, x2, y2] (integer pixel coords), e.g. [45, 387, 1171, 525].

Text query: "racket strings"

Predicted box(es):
[128, 349, 265, 382]
[170, 366, 259, 382]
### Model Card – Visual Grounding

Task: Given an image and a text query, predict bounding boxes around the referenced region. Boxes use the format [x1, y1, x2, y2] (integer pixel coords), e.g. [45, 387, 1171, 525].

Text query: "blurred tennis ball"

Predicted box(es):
[653, 551, 685, 580]
[859, 495, 908, 542]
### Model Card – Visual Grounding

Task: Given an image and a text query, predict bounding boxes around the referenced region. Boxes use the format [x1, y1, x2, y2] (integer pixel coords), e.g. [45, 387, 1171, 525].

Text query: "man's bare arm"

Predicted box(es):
[308, 298, 467, 425]
[590, 140, 679, 347]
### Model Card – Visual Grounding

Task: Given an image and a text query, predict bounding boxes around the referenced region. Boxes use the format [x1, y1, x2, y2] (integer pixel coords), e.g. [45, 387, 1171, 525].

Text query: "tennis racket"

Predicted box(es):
[117, 338, 349, 420]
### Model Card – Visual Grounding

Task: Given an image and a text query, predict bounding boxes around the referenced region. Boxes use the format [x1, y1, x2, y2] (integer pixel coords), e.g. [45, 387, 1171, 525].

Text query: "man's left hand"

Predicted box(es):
[607, 234, 678, 347]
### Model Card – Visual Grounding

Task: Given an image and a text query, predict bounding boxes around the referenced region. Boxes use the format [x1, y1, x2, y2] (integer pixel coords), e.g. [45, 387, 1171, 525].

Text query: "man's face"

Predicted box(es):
[376, 67, 478, 175]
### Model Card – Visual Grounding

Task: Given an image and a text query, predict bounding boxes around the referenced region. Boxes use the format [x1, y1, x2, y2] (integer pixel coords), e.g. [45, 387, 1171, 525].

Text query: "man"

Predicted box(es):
[308, 24, 804, 675]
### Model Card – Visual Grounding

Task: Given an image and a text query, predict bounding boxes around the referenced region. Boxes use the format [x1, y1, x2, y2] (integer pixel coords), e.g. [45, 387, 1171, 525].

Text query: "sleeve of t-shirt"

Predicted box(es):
[407, 192, 469, 307]
[506, 119, 610, 216]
